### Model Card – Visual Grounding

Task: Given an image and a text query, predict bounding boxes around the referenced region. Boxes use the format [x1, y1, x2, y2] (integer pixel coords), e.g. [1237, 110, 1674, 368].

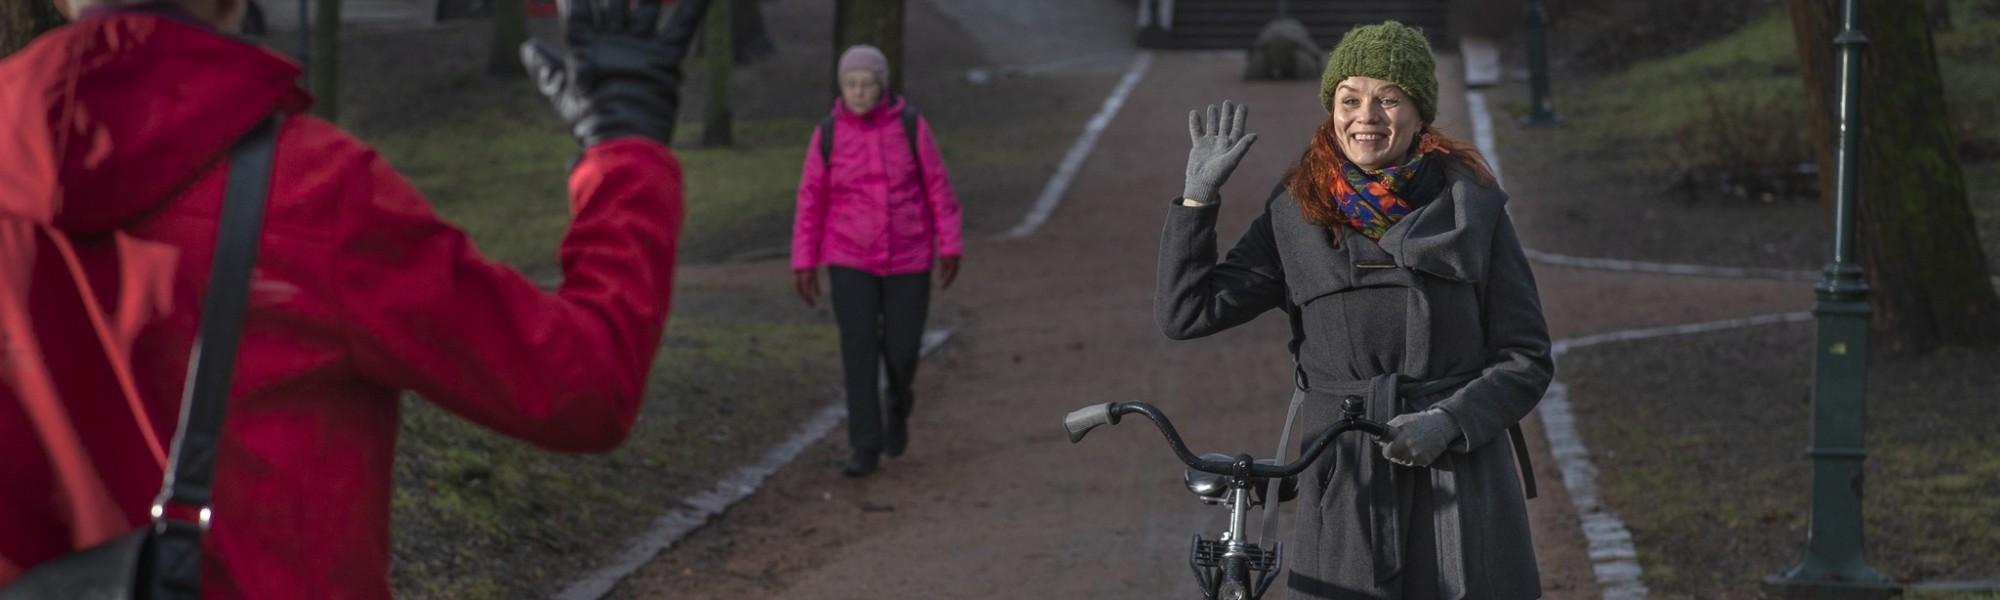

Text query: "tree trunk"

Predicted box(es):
[834, 0, 904, 95]
[488, 0, 526, 77]
[1928, 0, 1951, 31]
[311, 0, 343, 121]
[1, 0, 66, 58]
[1789, 0, 2000, 353]
[701, 0, 733, 147]
[730, 0, 775, 64]
[1787, 0, 1840, 220]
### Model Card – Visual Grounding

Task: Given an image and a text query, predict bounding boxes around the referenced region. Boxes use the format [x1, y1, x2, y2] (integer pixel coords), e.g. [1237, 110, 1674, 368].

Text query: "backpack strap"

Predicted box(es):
[902, 104, 924, 188]
[818, 114, 836, 171]
[818, 99, 928, 190]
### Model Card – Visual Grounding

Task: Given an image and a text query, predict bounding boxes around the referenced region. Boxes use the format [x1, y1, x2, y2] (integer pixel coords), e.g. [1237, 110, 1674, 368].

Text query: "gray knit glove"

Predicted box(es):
[1181, 100, 1259, 204]
[1380, 408, 1461, 467]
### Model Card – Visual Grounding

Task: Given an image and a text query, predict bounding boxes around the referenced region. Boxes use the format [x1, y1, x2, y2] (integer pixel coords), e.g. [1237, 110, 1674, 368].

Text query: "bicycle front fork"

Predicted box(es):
[1189, 486, 1281, 600]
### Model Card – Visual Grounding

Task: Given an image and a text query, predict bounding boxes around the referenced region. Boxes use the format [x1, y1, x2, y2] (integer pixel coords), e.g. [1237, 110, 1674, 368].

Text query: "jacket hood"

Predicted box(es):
[829, 94, 906, 125]
[0, 9, 308, 232]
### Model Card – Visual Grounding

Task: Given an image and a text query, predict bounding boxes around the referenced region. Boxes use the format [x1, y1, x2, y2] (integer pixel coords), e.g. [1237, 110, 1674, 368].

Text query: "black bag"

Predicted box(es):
[0, 113, 280, 600]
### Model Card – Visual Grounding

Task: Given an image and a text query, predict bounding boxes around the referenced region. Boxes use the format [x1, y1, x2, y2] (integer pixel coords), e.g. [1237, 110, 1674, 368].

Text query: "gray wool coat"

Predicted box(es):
[1156, 161, 1553, 600]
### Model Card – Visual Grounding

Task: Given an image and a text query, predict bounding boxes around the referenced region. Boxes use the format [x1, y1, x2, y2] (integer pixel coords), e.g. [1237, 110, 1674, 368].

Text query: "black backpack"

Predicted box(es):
[818, 100, 925, 185]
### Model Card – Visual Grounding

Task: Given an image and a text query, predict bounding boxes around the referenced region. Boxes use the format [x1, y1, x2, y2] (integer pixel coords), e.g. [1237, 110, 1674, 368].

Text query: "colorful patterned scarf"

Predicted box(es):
[1330, 133, 1444, 240]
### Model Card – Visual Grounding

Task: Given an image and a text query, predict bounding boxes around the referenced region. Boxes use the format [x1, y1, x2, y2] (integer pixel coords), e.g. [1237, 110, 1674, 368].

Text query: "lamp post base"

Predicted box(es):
[1517, 112, 1565, 127]
[1763, 573, 1900, 600]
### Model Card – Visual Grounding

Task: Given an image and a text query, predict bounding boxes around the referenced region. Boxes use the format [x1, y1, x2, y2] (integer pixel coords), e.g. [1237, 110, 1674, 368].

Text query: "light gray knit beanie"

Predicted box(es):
[838, 44, 890, 87]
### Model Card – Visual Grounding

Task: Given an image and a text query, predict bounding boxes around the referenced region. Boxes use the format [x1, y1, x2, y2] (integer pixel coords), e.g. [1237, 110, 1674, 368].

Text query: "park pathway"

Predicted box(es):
[599, 0, 1814, 597]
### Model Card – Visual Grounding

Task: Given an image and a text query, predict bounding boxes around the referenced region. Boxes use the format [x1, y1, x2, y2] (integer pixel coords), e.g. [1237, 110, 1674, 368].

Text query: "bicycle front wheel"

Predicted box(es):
[1218, 555, 1251, 600]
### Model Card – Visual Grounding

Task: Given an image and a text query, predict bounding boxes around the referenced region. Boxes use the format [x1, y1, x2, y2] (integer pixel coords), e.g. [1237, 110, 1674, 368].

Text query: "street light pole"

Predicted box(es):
[1764, 0, 1896, 596]
[1521, 0, 1562, 125]
[298, 0, 309, 77]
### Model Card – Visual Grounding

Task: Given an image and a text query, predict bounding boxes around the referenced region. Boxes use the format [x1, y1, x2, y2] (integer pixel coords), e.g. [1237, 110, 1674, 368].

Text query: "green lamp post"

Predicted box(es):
[1520, 0, 1562, 126]
[1764, 0, 1897, 596]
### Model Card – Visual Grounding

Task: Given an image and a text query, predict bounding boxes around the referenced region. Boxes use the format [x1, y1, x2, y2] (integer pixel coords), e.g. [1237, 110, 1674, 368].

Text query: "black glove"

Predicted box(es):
[521, 0, 712, 146]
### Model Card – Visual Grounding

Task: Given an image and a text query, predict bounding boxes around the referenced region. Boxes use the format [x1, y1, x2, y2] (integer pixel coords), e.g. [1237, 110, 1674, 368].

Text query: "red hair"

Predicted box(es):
[1282, 114, 1496, 240]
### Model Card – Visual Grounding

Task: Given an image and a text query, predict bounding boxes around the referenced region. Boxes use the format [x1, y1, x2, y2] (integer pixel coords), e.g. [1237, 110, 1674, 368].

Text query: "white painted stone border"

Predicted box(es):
[1542, 312, 1812, 600]
[1000, 50, 1155, 240]
[554, 329, 954, 600]
[1523, 250, 1820, 282]
[1467, 90, 1505, 188]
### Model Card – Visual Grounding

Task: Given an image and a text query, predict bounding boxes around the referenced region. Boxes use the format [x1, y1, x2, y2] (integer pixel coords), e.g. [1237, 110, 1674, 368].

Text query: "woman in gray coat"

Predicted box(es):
[1155, 22, 1553, 600]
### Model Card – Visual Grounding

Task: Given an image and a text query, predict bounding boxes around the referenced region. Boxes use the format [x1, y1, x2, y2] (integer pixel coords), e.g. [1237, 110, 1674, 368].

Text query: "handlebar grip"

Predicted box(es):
[1063, 402, 1120, 444]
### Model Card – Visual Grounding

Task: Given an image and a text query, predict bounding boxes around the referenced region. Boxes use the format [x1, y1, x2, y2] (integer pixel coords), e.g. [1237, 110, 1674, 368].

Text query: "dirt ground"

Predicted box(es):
[603, 4, 1816, 594]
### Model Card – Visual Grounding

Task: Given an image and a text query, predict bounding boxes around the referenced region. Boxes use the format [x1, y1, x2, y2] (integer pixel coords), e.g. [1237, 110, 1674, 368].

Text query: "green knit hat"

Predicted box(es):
[1318, 21, 1438, 122]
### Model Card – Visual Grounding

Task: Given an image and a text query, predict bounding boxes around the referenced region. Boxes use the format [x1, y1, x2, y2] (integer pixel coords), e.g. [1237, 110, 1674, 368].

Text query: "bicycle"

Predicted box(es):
[1062, 396, 1396, 600]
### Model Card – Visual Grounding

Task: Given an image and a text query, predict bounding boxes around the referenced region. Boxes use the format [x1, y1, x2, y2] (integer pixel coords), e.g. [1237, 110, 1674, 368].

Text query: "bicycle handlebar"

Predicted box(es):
[1062, 398, 1398, 479]
[1063, 402, 1120, 443]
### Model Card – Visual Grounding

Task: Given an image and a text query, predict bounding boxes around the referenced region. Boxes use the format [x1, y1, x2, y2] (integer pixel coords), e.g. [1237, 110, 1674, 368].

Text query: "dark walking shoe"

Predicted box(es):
[884, 414, 908, 458]
[842, 452, 879, 477]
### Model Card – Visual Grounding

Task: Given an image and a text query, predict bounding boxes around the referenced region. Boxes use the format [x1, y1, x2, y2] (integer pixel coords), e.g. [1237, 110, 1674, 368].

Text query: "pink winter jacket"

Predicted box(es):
[792, 96, 963, 275]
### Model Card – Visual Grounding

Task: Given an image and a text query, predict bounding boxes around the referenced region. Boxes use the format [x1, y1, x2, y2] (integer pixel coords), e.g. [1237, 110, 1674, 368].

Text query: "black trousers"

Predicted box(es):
[828, 266, 930, 455]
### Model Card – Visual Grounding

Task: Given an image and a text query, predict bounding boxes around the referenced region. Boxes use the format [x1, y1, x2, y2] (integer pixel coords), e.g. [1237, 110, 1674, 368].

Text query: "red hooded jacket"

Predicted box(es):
[0, 10, 682, 599]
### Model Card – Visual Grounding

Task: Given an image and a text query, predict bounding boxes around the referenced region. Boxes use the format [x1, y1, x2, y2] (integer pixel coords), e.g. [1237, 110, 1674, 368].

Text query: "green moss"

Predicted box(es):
[1966, 162, 2000, 271]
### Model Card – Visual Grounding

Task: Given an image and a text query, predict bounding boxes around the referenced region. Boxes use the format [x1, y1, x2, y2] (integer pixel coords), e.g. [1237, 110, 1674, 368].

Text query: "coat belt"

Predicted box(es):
[1304, 371, 1476, 592]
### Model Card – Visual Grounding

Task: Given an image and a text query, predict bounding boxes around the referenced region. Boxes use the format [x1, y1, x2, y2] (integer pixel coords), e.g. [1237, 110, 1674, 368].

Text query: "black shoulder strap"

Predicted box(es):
[143, 112, 279, 597]
[1510, 424, 1538, 499]
[153, 112, 281, 526]
[820, 101, 928, 189]
[818, 114, 835, 170]
[902, 104, 925, 189]
[1269, 182, 1307, 391]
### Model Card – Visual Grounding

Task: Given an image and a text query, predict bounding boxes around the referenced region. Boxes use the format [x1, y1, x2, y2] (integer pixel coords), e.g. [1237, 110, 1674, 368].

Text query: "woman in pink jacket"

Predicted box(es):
[792, 44, 964, 477]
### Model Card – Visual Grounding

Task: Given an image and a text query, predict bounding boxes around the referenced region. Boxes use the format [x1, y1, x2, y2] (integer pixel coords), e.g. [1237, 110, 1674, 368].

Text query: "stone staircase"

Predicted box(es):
[1139, 0, 1448, 50]
[250, 0, 436, 33]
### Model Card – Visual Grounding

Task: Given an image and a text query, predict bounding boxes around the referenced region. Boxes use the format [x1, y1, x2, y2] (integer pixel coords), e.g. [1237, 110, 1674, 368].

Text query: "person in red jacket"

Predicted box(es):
[0, 0, 707, 596]
[791, 44, 964, 477]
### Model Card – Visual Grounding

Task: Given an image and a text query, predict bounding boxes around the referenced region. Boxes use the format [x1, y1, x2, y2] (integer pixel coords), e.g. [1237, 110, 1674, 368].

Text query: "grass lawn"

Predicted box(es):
[1561, 323, 2000, 597]
[388, 305, 838, 599]
[1545, 1, 2000, 267]
[365, 106, 819, 270]
[1538, 1, 2000, 596]
[363, 103, 847, 599]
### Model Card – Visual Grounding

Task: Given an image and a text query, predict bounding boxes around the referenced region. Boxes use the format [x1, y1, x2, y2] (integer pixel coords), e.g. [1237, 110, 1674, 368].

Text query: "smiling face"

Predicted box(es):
[840, 69, 883, 115]
[1330, 76, 1426, 171]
